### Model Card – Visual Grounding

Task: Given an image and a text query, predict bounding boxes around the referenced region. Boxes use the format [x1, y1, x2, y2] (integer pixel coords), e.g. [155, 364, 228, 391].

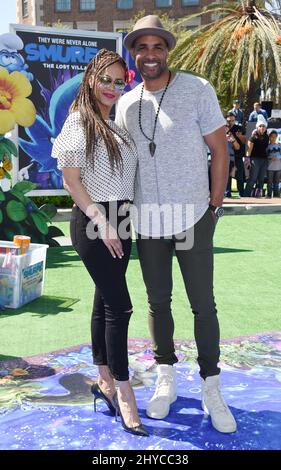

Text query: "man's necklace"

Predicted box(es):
[138, 71, 171, 157]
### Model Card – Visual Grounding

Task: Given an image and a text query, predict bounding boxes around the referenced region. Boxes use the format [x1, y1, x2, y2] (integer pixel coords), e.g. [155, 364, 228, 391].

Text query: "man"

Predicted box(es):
[116, 15, 237, 433]
[226, 112, 247, 197]
[248, 102, 268, 122]
[228, 99, 244, 125]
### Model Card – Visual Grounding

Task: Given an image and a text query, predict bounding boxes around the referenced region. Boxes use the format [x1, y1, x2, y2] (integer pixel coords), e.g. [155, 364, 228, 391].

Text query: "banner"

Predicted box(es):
[9, 25, 122, 195]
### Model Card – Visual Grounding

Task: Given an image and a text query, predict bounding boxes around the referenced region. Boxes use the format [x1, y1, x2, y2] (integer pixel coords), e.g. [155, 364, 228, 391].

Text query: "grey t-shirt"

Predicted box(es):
[116, 72, 225, 236]
[267, 142, 281, 171]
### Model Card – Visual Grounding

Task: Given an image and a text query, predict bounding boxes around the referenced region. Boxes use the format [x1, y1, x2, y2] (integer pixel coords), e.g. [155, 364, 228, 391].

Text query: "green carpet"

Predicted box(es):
[1, 214, 280, 357]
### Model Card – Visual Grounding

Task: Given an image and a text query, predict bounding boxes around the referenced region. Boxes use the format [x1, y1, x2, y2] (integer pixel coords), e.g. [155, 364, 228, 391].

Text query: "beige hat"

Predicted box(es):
[123, 15, 176, 51]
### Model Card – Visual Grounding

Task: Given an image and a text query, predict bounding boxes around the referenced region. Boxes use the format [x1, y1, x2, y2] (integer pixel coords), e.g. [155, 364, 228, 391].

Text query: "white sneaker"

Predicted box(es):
[146, 364, 177, 419]
[201, 375, 237, 433]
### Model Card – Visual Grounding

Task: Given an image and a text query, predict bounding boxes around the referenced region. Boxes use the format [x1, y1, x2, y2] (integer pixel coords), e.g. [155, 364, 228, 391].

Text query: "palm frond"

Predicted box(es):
[168, 1, 281, 107]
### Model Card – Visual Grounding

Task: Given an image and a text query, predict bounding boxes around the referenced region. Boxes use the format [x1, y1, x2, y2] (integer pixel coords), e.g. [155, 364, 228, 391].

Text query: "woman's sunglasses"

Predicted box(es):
[98, 75, 126, 92]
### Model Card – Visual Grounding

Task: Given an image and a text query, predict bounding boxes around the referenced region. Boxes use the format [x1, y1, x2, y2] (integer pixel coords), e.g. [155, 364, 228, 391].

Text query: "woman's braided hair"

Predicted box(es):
[71, 49, 129, 172]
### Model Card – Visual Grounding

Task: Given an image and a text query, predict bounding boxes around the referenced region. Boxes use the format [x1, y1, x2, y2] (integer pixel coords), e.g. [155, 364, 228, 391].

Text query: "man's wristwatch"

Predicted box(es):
[209, 204, 224, 218]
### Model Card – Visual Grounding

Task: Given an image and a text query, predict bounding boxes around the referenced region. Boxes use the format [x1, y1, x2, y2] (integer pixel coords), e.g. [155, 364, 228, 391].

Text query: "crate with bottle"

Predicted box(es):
[0, 241, 48, 309]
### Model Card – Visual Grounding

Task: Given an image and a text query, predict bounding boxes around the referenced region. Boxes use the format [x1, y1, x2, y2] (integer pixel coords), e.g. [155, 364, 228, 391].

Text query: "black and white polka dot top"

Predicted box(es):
[52, 111, 138, 202]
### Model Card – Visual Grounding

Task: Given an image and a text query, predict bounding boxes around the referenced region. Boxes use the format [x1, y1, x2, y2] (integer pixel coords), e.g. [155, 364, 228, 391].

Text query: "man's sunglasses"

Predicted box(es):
[98, 75, 126, 92]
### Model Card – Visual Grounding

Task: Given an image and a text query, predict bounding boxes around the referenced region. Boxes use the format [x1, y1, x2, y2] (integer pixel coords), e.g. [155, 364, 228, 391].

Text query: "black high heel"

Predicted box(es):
[91, 383, 116, 415]
[112, 392, 149, 437]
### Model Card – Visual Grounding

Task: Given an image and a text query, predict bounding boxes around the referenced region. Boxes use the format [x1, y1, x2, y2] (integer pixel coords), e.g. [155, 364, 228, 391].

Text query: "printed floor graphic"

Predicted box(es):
[0, 332, 281, 450]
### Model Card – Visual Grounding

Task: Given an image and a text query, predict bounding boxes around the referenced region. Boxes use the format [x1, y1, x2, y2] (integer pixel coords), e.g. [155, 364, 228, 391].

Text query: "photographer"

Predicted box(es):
[225, 119, 241, 197]
[226, 112, 246, 196]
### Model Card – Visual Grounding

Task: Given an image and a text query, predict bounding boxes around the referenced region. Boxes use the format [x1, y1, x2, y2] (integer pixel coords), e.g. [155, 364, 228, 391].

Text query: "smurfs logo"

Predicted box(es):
[0, 33, 33, 81]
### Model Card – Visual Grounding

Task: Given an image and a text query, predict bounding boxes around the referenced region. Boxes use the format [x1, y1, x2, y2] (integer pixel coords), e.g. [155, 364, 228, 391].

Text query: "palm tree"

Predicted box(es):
[168, 1, 281, 116]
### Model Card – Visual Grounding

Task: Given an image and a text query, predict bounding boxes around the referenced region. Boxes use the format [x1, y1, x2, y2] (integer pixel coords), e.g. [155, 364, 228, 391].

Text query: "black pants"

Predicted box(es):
[225, 160, 236, 197]
[267, 170, 281, 197]
[136, 208, 220, 380]
[244, 158, 267, 196]
[226, 158, 245, 197]
[235, 156, 245, 197]
[70, 202, 132, 381]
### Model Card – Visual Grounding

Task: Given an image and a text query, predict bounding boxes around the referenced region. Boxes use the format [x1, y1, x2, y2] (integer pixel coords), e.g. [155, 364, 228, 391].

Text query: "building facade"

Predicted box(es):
[16, 0, 45, 26]
[16, 0, 214, 32]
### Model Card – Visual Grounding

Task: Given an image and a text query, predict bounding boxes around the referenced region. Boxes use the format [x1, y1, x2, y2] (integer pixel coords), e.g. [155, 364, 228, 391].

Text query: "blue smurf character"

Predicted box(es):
[0, 33, 33, 81]
[19, 73, 83, 189]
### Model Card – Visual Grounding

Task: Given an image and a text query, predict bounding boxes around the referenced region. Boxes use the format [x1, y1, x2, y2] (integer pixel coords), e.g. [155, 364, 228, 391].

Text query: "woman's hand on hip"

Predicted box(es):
[99, 223, 124, 259]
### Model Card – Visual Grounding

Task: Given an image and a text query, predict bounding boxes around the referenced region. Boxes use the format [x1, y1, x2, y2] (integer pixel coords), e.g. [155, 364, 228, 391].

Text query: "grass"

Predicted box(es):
[1, 214, 280, 357]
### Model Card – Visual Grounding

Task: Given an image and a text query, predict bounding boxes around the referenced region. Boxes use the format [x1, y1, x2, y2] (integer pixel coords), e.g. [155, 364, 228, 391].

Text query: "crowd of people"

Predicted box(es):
[223, 100, 281, 198]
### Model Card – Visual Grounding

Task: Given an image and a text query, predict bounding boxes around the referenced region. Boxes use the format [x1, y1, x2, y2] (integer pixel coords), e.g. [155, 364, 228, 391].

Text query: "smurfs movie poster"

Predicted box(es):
[6, 25, 122, 194]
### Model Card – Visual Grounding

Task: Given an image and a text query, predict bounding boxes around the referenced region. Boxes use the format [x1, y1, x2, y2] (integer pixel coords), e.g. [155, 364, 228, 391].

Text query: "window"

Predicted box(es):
[55, 0, 71, 12]
[80, 0, 95, 11]
[77, 21, 98, 30]
[117, 0, 134, 8]
[182, 0, 200, 6]
[22, 0, 28, 17]
[155, 0, 172, 7]
[113, 20, 131, 31]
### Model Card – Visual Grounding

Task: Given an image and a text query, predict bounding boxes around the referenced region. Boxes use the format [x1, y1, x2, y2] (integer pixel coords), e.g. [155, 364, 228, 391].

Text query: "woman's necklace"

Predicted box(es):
[138, 71, 171, 157]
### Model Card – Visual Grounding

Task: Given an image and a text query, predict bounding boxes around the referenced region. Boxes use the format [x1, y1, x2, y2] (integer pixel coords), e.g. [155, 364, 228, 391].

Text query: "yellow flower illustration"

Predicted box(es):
[0, 66, 36, 134]
[0, 168, 5, 179]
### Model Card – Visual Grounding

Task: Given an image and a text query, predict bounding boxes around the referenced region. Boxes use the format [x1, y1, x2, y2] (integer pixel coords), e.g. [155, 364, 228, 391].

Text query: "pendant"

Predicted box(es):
[149, 141, 156, 157]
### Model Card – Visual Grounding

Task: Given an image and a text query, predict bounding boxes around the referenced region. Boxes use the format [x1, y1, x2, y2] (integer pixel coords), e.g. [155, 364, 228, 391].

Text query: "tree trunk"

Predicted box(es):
[246, 0, 256, 8]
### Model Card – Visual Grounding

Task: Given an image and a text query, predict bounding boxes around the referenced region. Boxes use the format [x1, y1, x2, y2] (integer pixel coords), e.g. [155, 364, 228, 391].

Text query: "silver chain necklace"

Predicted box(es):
[138, 71, 171, 157]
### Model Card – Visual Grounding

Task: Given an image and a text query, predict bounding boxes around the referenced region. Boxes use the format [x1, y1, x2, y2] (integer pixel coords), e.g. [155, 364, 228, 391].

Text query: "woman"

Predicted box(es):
[244, 117, 269, 197]
[52, 49, 148, 437]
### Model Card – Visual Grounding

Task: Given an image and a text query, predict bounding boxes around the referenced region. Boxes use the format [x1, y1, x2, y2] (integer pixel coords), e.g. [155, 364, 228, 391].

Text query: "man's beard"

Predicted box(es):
[138, 61, 167, 80]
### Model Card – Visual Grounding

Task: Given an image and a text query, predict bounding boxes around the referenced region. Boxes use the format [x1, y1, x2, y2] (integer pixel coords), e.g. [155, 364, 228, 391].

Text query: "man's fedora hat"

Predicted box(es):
[124, 15, 176, 51]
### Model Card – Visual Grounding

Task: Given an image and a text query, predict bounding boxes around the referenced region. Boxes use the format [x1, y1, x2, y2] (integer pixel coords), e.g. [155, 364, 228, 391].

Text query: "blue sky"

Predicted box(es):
[0, 0, 16, 35]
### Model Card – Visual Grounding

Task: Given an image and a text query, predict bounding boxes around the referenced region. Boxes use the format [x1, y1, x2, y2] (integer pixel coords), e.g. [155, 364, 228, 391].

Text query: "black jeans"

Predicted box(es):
[244, 158, 267, 196]
[226, 158, 245, 197]
[136, 208, 220, 380]
[70, 202, 132, 381]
